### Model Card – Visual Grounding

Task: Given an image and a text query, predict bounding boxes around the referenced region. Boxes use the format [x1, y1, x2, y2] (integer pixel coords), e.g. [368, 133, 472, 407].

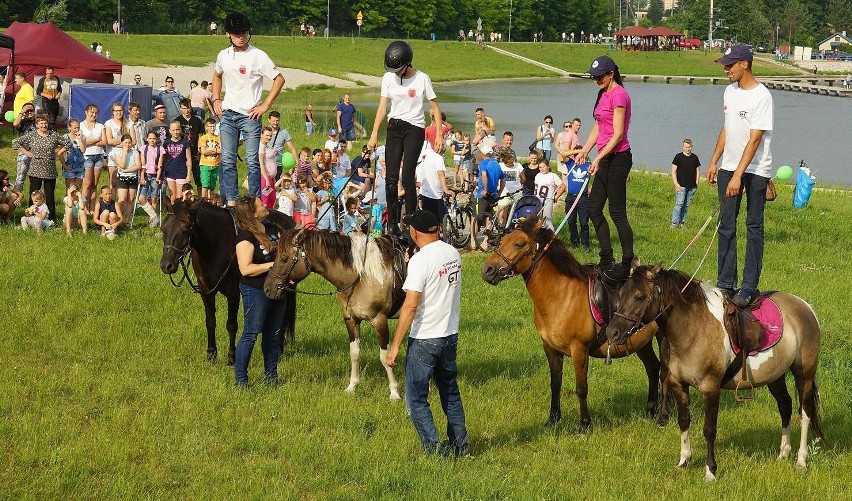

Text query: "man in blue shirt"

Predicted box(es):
[473, 145, 504, 251]
[335, 93, 357, 152]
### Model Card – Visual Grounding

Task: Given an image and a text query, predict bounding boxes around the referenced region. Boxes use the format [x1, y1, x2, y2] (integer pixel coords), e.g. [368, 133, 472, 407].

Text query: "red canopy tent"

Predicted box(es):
[613, 25, 684, 51]
[1, 21, 122, 108]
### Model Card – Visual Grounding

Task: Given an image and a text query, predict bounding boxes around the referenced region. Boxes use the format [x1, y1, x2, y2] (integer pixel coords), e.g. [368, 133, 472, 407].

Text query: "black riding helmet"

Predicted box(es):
[384, 41, 414, 73]
[224, 11, 251, 33]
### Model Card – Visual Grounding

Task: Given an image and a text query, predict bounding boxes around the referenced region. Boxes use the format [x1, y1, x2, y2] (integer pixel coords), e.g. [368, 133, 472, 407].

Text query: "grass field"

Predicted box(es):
[2, 169, 851, 498]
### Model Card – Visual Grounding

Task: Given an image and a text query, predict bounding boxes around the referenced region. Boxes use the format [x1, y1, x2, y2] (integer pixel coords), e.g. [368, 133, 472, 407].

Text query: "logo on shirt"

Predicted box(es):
[408, 88, 416, 98]
[739, 110, 749, 119]
[239, 65, 246, 75]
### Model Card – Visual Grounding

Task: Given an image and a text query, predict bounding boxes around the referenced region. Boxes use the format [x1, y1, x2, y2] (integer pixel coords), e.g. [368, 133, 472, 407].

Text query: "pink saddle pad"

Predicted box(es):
[731, 296, 784, 355]
[589, 277, 605, 326]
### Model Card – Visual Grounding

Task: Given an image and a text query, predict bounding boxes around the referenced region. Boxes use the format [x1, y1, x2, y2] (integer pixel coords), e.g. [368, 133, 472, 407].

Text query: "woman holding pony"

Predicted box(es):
[234, 195, 286, 386]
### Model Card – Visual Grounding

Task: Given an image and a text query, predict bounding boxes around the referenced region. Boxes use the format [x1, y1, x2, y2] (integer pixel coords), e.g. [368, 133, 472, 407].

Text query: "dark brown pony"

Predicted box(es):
[263, 229, 404, 400]
[606, 265, 824, 481]
[160, 199, 296, 364]
[480, 217, 661, 430]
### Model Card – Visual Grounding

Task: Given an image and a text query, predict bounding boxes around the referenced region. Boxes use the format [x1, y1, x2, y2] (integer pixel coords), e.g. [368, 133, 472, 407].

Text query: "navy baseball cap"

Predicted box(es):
[408, 210, 439, 233]
[715, 44, 754, 65]
[588, 55, 617, 77]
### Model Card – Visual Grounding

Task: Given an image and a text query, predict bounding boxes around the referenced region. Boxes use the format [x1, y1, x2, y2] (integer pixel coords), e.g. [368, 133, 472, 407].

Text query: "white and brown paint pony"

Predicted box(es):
[606, 265, 824, 482]
[264, 229, 404, 400]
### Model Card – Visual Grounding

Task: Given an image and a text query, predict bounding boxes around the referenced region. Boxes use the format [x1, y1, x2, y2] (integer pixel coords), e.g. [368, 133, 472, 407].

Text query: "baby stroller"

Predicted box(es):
[507, 195, 543, 229]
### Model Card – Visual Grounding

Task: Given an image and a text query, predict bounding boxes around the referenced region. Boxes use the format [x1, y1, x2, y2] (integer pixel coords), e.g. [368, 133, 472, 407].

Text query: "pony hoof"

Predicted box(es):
[778, 445, 791, 460]
[206, 352, 218, 364]
[703, 467, 717, 482]
[657, 415, 670, 427]
[676, 459, 690, 469]
[795, 461, 808, 471]
[344, 385, 357, 395]
[389, 392, 402, 401]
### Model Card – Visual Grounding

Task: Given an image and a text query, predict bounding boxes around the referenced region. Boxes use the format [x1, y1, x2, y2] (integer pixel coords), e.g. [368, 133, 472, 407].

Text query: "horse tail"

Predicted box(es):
[281, 288, 297, 345]
[809, 377, 827, 445]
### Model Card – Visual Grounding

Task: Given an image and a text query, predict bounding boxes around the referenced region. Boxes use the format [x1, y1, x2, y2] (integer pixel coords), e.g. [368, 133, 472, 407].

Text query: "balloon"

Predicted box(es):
[3, 110, 13, 122]
[776, 165, 793, 181]
[281, 152, 296, 171]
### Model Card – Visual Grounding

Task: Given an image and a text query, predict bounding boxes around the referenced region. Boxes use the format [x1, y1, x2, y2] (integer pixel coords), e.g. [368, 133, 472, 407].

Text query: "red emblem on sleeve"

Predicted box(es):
[408, 88, 416, 98]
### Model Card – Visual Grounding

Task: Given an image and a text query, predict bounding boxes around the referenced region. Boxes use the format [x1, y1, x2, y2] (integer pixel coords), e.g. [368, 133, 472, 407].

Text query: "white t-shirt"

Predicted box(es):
[104, 119, 127, 160]
[277, 188, 295, 216]
[336, 153, 351, 178]
[375, 161, 387, 205]
[415, 146, 446, 200]
[500, 162, 524, 195]
[215, 45, 281, 116]
[80, 121, 105, 156]
[403, 240, 462, 339]
[324, 139, 338, 152]
[535, 172, 562, 201]
[720, 82, 773, 178]
[109, 148, 140, 176]
[380, 70, 437, 128]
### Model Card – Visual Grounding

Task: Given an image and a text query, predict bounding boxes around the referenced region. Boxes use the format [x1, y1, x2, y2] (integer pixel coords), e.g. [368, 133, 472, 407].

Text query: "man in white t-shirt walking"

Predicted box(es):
[386, 210, 468, 458]
[415, 143, 452, 224]
[706, 44, 773, 308]
[211, 11, 285, 206]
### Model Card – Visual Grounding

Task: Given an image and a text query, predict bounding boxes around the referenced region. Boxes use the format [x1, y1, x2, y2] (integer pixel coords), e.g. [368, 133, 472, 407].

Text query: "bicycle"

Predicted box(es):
[475, 190, 523, 248]
[441, 189, 474, 249]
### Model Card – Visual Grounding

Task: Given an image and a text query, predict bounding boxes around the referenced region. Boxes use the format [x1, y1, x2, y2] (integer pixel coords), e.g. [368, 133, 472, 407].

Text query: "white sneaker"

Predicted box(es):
[149, 216, 160, 228]
[43, 219, 55, 229]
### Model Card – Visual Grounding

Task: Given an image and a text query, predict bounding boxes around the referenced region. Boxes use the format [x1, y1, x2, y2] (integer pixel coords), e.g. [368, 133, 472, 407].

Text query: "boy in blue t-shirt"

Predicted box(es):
[564, 159, 590, 251]
[315, 174, 338, 232]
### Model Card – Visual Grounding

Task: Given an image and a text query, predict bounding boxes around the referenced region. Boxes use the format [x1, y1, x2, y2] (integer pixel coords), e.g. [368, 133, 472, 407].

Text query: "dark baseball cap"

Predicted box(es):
[408, 210, 439, 233]
[715, 44, 754, 65]
[588, 55, 617, 77]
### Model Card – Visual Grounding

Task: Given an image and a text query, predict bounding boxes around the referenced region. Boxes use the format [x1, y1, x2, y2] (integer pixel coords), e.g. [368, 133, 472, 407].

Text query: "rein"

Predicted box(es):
[164, 208, 237, 295]
[492, 232, 557, 282]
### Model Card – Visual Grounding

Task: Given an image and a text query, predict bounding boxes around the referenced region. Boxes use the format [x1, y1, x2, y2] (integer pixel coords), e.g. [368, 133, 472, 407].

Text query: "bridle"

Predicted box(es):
[611, 279, 667, 340]
[491, 233, 557, 282]
[268, 231, 359, 296]
[164, 212, 235, 294]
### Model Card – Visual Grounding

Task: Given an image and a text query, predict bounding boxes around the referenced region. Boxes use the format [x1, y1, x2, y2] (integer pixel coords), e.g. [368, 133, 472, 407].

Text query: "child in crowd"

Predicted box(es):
[21, 190, 49, 233]
[534, 159, 565, 231]
[564, 159, 590, 250]
[275, 173, 296, 217]
[258, 126, 278, 208]
[159, 120, 192, 204]
[363, 191, 383, 237]
[451, 130, 465, 186]
[208, 192, 222, 207]
[315, 174, 337, 231]
[198, 118, 221, 200]
[336, 139, 351, 178]
[342, 197, 362, 235]
[93, 185, 122, 237]
[181, 184, 195, 203]
[62, 118, 86, 192]
[461, 133, 473, 187]
[295, 147, 313, 187]
[63, 185, 88, 236]
[137, 131, 165, 228]
[0, 170, 19, 224]
[324, 128, 339, 152]
[293, 175, 317, 228]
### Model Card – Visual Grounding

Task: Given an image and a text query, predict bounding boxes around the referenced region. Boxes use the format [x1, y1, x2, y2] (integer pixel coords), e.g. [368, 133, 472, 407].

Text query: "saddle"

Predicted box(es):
[587, 268, 630, 353]
[721, 292, 783, 399]
[388, 242, 409, 318]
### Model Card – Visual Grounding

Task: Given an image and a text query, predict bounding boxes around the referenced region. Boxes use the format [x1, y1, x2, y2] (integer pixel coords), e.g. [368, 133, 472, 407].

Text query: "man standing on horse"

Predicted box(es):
[211, 11, 285, 207]
[386, 210, 468, 458]
[706, 44, 773, 308]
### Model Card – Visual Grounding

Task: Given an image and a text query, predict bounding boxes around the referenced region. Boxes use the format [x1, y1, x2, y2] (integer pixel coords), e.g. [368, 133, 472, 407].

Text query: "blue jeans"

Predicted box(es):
[405, 335, 467, 453]
[235, 283, 286, 384]
[565, 193, 589, 246]
[670, 186, 697, 225]
[716, 169, 768, 293]
[220, 110, 261, 203]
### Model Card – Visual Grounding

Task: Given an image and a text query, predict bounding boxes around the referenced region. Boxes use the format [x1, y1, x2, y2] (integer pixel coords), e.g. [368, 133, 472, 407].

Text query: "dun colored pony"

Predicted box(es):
[160, 199, 296, 364]
[606, 265, 824, 481]
[480, 218, 661, 430]
[264, 229, 404, 400]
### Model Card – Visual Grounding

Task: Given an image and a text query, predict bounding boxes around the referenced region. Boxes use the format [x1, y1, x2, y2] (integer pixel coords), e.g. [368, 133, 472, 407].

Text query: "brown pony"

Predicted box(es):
[606, 265, 824, 481]
[264, 229, 404, 400]
[480, 217, 661, 430]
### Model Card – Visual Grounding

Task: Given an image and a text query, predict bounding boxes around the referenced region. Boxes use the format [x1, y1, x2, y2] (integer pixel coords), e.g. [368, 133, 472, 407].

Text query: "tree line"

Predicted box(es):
[2, 0, 850, 47]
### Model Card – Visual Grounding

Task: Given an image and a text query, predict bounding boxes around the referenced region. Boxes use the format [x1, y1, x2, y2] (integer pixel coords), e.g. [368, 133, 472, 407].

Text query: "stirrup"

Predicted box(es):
[735, 380, 755, 402]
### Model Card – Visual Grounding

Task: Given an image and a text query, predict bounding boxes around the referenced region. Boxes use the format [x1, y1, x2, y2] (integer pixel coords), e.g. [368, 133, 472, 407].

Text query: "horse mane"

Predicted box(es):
[637, 265, 707, 307]
[517, 217, 592, 280]
[281, 230, 394, 285]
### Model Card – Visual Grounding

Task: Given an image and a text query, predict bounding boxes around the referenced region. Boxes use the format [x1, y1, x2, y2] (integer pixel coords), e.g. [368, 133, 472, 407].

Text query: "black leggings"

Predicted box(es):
[587, 150, 634, 265]
[383, 119, 425, 227]
[29, 176, 57, 221]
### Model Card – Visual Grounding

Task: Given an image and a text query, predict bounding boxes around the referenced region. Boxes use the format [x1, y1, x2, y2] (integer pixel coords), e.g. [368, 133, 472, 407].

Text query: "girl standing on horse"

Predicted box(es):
[576, 55, 635, 280]
[234, 195, 286, 386]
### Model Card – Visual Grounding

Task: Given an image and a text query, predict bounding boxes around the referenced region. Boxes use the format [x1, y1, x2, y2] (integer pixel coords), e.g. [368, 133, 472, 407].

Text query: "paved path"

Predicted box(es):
[485, 45, 574, 77]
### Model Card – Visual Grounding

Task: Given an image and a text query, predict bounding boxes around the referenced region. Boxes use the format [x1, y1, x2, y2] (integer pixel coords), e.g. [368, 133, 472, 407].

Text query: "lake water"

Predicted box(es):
[355, 80, 852, 186]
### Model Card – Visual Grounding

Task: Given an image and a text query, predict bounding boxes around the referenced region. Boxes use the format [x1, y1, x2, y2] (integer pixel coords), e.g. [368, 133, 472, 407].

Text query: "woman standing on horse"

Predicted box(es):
[576, 55, 635, 280]
[234, 195, 286, 386]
